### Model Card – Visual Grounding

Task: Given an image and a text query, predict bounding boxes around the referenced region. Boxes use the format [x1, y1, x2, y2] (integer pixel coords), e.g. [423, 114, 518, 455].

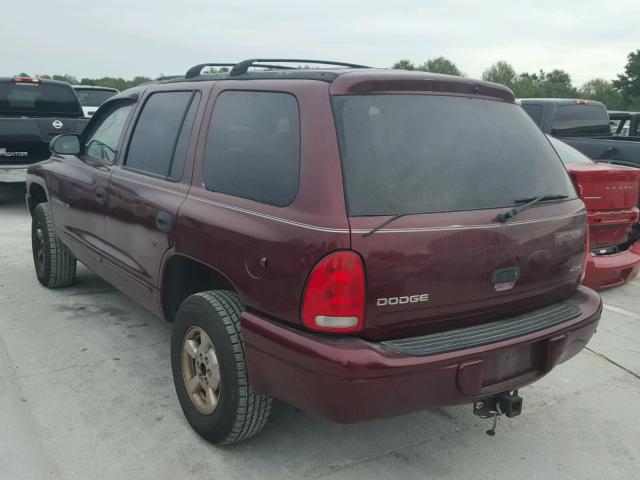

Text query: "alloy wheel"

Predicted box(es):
[181, 326, 221, 415]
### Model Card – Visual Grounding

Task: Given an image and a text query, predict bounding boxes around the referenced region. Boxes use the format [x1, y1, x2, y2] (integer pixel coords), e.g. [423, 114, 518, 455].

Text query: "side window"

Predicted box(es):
[84, 104, 132, 163]
[204, 91, 300, 206]
[125, 91, 200, 180]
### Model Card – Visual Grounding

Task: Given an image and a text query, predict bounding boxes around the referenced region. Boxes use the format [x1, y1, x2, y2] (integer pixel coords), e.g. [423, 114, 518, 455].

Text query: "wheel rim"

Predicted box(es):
[181, 326, 221, 415]
[33, 218, 45, 277]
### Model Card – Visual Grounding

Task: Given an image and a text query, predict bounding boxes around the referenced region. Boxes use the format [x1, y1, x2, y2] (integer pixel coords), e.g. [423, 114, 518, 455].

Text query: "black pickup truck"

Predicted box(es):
[0, 77, 87, 187]
[518, 98, 640, 169]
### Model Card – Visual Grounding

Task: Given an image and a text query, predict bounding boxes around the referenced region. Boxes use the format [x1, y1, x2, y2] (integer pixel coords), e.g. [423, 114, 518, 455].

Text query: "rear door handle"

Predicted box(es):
[155, 211, 172, 232]
[95, 186, 107, 204]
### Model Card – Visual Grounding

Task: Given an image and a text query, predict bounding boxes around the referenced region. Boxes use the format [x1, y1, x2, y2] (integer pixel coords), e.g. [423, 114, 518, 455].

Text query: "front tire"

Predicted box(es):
[31, 203, 77, 288]
[171, 290, 272, 444]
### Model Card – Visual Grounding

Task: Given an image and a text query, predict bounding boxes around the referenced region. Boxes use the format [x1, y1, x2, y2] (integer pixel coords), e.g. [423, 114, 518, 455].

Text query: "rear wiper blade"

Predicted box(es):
[363, 213, 411, 237]
[496, 194, 569, 223]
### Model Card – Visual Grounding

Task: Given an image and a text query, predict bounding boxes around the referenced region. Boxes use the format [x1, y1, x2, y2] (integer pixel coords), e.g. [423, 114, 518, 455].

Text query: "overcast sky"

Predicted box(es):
[2, 0, 638, 85]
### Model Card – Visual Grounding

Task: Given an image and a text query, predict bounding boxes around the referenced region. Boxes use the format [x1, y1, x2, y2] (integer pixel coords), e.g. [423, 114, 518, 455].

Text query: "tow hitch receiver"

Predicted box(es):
[473, 390, 523, 436]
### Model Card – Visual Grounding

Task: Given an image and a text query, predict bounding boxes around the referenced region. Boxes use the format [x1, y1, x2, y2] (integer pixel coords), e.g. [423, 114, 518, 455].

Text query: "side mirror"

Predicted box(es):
[50, 134, 81, 155]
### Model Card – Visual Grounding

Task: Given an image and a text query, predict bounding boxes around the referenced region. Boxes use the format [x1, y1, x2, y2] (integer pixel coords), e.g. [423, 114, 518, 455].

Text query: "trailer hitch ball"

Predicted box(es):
[473, 390, 523, 436]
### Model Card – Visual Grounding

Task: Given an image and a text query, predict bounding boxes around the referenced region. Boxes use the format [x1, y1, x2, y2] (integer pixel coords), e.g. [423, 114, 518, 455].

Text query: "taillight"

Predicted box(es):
[12, 77, 40, 84]
[301, 251, 365, 334]
[581, 222, 590, 283]
[569, 173, 583, 198]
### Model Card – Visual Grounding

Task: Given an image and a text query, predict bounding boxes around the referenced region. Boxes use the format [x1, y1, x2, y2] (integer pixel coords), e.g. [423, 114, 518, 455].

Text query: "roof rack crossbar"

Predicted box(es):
[185, 62, 298, 79]
[230, 58, 370, 76]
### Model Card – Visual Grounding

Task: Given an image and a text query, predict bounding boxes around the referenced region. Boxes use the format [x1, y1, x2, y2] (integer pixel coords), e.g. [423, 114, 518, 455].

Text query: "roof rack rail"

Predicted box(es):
[185, 62, 297, 79]
[184, 63, 236, 79]
[230, 58, 370, 76]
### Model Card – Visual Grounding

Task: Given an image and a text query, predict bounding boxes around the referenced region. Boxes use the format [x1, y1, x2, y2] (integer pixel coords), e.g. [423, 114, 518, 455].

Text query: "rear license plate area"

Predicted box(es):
[481, 342, 545, 387]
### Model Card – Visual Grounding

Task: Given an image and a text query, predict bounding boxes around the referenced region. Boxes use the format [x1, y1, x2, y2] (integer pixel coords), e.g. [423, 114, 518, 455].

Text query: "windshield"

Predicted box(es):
[75, 89, 118, 107]
[0, 82, 81, 117]
[332, 95, 576, 216]
[547, 136, 594, 164]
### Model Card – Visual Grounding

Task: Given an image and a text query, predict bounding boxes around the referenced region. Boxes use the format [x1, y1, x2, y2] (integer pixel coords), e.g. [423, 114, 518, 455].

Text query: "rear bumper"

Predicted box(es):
[583, 240, 640, 290]
[0, 165, 28, 183]
[241, 286, 602, 423]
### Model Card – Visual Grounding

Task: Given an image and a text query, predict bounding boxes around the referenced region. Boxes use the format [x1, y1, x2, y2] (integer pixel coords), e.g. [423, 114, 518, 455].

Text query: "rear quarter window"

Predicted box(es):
[203, 91, 300, 206]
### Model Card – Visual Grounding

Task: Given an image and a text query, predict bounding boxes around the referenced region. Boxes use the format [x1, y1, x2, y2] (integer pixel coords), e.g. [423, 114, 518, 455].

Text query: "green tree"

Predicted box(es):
[78, 76, 152, 90]
[16, 72, 30, 77]
[579, 79, 625, 110]
[419, 57, 462, 76]
[538, 69, 578, 97]
[392, 59, 416, 70]
[613, 49, 640, 108]
[482, 61, 517, 88]
[545, 69, 571, 85]
[510, 69, 578, 98]
[51, 74, 79, 84]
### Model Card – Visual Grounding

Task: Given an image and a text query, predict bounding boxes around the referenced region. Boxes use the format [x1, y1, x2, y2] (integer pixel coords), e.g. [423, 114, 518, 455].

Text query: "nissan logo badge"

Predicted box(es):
[52, 120, 63, 129]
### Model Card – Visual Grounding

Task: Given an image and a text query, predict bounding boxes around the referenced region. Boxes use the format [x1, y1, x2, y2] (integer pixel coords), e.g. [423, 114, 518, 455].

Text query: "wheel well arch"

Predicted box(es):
[27, 183, 48, 214]
[160, 254, 237, 322]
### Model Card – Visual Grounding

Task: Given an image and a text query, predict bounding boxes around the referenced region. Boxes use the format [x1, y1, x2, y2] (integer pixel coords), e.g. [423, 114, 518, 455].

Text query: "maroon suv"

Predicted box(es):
[26, 59, 602, 444]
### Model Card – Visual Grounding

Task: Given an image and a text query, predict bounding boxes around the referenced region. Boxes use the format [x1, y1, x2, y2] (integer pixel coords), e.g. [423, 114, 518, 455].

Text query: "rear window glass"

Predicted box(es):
[0, 82, 80, 117]
[204, 91, 300, 206]
[75, 89, 118, 107]
[551, 104, 610, 137]
[332, 95, 576, 216]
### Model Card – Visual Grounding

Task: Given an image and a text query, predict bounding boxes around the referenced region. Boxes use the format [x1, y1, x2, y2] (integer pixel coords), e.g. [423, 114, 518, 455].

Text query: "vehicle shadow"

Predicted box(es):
[52, 257, 478, 478]
[0, 183, 26, 206]
[197, 397, 479, 480]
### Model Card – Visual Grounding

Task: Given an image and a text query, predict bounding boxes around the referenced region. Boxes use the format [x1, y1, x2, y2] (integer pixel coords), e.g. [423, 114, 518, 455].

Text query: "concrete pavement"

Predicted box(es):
[1, 189, 638, 480]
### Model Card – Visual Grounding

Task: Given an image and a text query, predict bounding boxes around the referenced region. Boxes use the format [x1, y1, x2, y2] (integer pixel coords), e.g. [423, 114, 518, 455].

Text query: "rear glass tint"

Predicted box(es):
[0, 82, 80, 117]
[75, 89, 118, 107]
[332, 95, 576, 216]
[551, 104, 610, 137]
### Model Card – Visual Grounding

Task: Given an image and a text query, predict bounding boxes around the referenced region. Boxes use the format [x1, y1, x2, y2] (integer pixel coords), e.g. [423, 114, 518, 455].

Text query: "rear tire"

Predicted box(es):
[31, 203, 77, 288]
[171, 290, 272, 444]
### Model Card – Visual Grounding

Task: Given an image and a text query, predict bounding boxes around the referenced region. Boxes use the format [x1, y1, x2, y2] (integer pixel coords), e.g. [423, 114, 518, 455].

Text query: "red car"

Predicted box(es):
[549, 135, 640, 289]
